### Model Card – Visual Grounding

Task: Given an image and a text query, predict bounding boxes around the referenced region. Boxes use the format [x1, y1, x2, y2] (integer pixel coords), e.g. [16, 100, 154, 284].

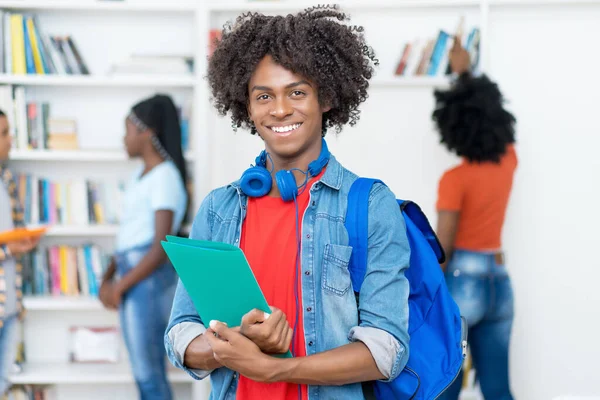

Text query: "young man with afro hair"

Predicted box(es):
[165, 6, 411, 399]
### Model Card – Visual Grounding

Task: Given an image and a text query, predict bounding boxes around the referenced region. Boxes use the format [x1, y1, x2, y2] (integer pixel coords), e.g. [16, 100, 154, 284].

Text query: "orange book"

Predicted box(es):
[0, 227, 47, 244]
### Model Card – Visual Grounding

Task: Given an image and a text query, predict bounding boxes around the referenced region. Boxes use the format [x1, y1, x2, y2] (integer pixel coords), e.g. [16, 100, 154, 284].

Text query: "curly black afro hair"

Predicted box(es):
[432, 73, 516, 163]
[207, 4, 379, 135]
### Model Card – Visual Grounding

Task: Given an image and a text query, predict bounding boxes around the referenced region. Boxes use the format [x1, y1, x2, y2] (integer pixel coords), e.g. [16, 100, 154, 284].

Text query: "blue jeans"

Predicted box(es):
[116, 244, 178, 400]
[0, 314, 18, 395]
[438, 250, 514, 400]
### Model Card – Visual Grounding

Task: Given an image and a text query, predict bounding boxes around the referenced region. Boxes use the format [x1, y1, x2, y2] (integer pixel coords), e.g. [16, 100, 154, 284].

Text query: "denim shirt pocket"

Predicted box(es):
[322, 244, 353, 296]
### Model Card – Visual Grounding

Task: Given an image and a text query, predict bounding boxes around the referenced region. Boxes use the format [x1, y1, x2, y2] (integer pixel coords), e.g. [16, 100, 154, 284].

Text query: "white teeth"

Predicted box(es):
[271, 123, 301, 133]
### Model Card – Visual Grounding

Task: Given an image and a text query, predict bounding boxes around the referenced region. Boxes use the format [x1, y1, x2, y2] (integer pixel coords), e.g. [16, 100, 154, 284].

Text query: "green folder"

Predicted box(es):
[161, 235, 292, 358]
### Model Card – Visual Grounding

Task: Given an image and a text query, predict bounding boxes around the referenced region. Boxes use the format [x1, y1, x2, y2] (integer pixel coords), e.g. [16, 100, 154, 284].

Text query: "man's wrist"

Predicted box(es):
[265, 355, 298, 383]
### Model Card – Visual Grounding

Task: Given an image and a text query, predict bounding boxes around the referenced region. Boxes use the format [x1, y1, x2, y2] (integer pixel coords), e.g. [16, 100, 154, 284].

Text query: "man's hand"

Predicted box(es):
[6, 237, 40, 256]
[184, 333, 223, 371]
[206, 320, 276, 382]
[240, 307, 293, 355]
[449, 36, 471, 75]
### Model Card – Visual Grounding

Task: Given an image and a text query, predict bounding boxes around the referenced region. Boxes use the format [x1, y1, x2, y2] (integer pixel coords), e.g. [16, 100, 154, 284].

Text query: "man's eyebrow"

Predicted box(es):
[250, 80, 312, 92]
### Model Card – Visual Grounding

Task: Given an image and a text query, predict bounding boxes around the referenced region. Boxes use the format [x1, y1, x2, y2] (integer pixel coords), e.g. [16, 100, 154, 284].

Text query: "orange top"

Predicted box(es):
[436, 145, 517, 251]
[236, 172, 325, 400]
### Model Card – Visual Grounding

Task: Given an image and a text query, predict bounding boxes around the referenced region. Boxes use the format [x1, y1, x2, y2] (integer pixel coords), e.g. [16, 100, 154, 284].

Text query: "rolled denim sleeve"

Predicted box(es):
[348, 183, 410, 381]
[164, 193, 214, 380]
[165, 281, 212, 380]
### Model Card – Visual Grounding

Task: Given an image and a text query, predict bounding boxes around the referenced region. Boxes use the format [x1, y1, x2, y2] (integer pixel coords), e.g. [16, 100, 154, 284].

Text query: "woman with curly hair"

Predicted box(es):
[434, 38, 516, 400]
[165, 5, 410, 400]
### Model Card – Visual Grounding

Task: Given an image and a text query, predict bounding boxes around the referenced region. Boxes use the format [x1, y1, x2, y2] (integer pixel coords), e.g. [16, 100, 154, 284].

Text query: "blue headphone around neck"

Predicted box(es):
[240, 138, 330, 202]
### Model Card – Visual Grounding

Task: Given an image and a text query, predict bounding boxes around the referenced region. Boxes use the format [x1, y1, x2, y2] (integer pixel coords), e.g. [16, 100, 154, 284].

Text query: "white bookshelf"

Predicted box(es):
[372, 76, 452, 87]
[11, 362, 192, 385]
[205, 0, 482, 12]
[9, 149, 194, 162]
[0, 74, 197, 88]
[23, 295, 103, 311]
[0, 1, 197, 12]
[0, 1, 208, 399]
[45, 225, 120, 237]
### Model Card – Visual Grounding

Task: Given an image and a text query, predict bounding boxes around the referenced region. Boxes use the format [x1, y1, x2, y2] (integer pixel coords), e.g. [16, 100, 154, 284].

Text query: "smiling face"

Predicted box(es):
[247, 55, 330, 167]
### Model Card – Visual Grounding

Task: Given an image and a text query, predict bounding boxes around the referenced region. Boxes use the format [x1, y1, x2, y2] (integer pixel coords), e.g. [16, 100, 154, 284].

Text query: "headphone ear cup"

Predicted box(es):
[276, 170, 298, 202]
[240, 166, 272, 198]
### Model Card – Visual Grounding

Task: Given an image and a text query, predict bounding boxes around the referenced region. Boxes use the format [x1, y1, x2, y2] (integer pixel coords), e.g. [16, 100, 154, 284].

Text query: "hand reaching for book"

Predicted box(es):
[449, 36, 471, 75]
[6, 237, 40, 256]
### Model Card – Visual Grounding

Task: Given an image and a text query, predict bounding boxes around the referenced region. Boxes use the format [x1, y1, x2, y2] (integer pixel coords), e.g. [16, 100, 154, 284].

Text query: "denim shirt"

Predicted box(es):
[165, 155, 411, 400]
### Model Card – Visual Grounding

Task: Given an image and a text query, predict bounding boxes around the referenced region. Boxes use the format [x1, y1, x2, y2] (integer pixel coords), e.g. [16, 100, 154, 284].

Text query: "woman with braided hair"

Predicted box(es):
[434, 38, 517, 400]
[99, 94, 188, 400]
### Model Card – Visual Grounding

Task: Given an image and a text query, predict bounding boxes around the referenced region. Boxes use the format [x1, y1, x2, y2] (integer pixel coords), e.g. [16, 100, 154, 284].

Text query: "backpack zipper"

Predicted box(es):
[433, 316, 468, 399]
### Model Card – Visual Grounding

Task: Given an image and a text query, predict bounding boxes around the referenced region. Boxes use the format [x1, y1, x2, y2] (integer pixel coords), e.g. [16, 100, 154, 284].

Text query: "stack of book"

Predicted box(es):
[0, 85, 79, 151]
[394, 19, 480, 77]
[22, 244, 109, 298]
[0, 11, 90, 75]
[15, 174, 125, 226]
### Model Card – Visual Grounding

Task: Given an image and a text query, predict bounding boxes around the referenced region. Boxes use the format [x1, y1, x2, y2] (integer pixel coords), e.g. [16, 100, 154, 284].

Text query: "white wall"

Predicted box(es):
[488, 3, 600, 399]
[205, 2, 600, 399]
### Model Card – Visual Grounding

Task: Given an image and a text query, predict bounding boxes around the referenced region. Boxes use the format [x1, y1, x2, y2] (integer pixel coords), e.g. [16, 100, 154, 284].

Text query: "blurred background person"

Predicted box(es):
[99, 94, 188, 400]
[433, 39, 517, 400]
[0, 109, 41, 396]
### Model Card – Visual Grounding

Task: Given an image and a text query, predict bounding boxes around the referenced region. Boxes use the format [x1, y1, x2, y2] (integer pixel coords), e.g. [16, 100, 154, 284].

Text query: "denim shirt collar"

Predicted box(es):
[228, 154, 343, 192]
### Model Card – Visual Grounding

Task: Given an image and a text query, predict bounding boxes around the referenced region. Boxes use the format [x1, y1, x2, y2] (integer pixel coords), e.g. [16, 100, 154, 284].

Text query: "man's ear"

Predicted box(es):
[321, 104, 331, 113]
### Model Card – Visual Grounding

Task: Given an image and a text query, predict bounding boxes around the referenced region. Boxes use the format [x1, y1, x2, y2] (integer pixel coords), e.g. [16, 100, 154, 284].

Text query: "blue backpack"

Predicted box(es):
[345, 178, 467, 399]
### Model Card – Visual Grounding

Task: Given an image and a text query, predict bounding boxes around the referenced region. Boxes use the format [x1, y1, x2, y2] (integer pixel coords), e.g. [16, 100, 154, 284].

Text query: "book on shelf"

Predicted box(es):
[393, 18, 480, 78]
[0, 10, 90, 75]
[6, 385, 52, 400]
[21, 243, 110, 298]
[14, 173, 125, 226]
[0, 84, 191, 152]
[69, 326, 120, 363]
[0, 84, 81, 151]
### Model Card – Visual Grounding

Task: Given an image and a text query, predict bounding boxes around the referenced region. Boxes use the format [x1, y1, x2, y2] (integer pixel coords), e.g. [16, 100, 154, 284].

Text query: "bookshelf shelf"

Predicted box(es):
[9, 150, 194, 162]
[207, 0, 481, 13]
[46, 225, 119, 236]
[10, 362, 193, 385]
[23, 295, 103, 311]
[0, 1, 197, 13]
[489, 0, 599, 5]
[0, 74, 197, 88]
[372, 76, 452, 87]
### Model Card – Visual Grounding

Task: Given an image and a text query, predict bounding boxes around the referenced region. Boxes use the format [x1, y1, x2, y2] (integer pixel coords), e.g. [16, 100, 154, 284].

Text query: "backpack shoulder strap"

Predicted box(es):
[345, 177, 384, 293]
[398, 200, 446, 264]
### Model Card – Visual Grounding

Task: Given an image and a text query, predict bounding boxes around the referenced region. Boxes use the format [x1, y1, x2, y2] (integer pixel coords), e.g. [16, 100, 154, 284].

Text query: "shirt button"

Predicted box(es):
[306, 234, 311, 239]
[304, 271, 310, 276]
[311, 201, 316, 207]
[308, 341, 314, 346]
[306, 307, 312, 312]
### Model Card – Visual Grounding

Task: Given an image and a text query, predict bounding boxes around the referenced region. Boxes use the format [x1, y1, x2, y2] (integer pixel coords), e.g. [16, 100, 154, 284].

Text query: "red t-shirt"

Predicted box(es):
[237, 171, 324, 400]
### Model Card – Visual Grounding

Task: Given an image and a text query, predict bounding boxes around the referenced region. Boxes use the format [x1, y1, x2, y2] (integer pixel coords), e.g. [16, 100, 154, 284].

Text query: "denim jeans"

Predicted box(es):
[438, 250, 514, 400]
[116, 244, 178, 400]
[0, 314, 18, 395]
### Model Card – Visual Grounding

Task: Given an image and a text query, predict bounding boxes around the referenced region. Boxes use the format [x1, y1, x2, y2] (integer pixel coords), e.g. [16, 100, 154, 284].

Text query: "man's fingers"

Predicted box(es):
[274, 314, 288, 343]
[209, 320, 240, 343]
[242, 308, 269, 326]
[283, 325, 293, 352]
